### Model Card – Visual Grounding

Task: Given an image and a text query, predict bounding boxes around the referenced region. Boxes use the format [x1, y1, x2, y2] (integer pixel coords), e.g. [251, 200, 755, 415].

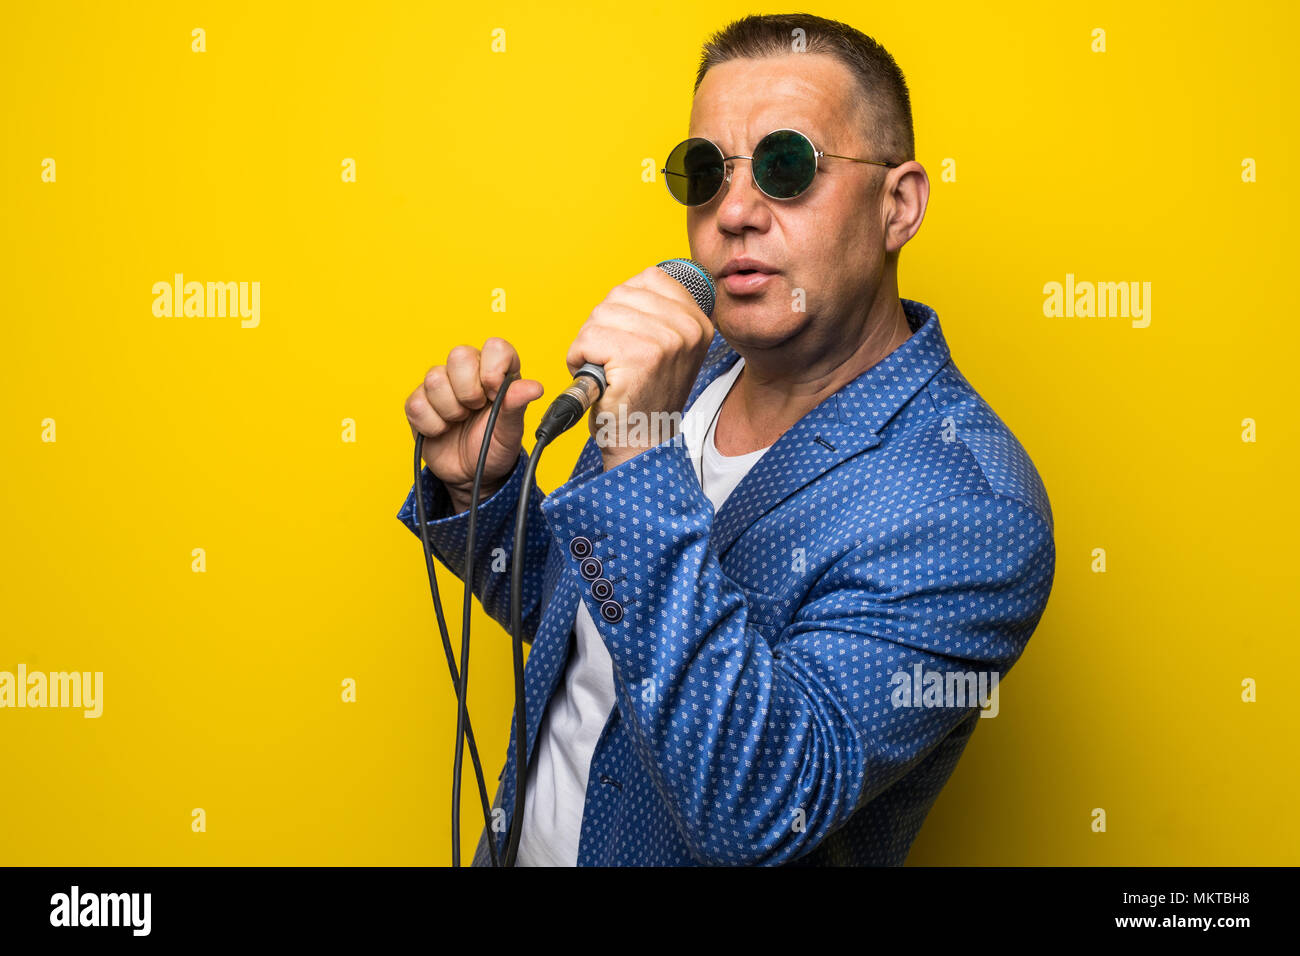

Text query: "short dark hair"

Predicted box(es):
[693, 13, 914, 164]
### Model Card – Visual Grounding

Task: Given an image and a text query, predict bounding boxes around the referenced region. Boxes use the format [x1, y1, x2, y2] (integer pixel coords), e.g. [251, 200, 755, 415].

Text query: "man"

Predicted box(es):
[398, 13, 1054, 866]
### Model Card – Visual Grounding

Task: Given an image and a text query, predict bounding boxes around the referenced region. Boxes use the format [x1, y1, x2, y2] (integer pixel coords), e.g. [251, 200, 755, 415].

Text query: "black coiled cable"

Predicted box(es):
[503, 441, 546, 865]
[412, 371, 519, 867]
[412, 369, 543, 867]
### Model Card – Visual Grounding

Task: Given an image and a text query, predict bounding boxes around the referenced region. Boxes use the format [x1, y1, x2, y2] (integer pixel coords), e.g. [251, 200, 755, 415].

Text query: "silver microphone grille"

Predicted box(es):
[656, 257, 716, 317]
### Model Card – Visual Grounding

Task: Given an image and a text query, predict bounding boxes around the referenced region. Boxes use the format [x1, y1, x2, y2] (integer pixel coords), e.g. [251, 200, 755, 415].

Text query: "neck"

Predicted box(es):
[713, 292, 913, 456]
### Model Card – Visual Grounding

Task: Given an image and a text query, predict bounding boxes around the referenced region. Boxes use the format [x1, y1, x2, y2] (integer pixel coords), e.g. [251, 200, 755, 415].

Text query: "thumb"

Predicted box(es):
[499, 377, 545, 415]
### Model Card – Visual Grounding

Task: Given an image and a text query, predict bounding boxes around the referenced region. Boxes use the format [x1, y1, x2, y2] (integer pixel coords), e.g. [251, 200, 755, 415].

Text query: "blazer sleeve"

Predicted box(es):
[395, 449, 552, 645]
[538, 436, 1055, 865]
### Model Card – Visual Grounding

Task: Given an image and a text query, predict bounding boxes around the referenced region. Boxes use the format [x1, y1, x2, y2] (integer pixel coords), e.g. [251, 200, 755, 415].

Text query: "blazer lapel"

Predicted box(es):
[709, 409, 879, 562]
[708, 299, 951, 561]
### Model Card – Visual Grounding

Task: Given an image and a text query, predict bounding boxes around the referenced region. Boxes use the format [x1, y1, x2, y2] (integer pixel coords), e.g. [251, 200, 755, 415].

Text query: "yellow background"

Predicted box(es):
[2, 0, 1296, 865]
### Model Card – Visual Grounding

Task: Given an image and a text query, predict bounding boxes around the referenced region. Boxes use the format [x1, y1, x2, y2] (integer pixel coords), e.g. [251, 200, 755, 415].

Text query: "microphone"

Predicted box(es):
[534, 257, 716, 444]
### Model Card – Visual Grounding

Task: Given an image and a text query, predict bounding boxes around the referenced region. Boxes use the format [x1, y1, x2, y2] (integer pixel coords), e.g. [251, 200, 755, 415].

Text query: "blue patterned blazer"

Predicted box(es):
[397, 298, 1055, 866]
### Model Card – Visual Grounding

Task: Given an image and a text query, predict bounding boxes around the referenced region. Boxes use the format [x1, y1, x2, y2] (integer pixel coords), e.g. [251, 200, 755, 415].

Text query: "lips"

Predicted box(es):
[719, 257, 779, 278]
[718, 257, 780, 295]
[721, 271, 777, 295]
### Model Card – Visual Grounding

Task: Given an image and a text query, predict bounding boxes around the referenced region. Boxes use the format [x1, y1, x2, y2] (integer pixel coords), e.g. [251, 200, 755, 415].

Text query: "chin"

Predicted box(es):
[717, 310, 808, 351]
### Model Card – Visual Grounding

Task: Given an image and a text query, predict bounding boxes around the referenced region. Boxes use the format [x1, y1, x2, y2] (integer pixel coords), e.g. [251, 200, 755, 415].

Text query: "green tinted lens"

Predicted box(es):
[753, 130, 817, 199]
[664, 138, 725, 205]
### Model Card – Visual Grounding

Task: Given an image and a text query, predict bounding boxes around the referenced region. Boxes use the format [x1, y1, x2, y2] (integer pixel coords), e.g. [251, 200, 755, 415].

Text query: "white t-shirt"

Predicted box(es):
[516, 356, 769, 866]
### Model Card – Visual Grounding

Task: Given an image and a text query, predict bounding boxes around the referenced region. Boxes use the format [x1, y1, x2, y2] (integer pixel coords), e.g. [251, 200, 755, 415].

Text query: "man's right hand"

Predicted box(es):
[404, 337, 545, 513]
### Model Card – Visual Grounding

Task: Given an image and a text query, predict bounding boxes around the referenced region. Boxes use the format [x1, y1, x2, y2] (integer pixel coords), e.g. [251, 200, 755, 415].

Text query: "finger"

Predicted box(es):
[601, 331, 664, 391]
[500, 378, 545, 414]
[602, 284, 700, 350]
[444, 345, 487, 410]
[586, 296, 693, 365]
[600, 301, 688, 358]
[565, 303, 645, 376]
[566, 312, 665, 378]
[405, 385, 451, 438]
[423, 365, 473, 424]
[479, 337, 523, 398]
[624, 266, 714, 339]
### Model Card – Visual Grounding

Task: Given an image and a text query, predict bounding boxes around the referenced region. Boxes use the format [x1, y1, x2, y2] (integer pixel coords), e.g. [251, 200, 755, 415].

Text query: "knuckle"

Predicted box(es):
[440, 396, 469, 420]
[482, 336, 515, 365]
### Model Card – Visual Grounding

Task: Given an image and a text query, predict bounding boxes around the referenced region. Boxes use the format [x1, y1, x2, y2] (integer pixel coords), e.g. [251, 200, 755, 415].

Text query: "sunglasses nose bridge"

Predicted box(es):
[718, 154, 757, 197]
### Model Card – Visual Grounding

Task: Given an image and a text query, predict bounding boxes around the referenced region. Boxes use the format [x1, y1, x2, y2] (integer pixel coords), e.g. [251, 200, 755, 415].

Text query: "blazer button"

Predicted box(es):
[569, 536, 593, 559]
[579, 557, 603, 581]
[599, 600, 624, 624]
[590, 577, 614, 601]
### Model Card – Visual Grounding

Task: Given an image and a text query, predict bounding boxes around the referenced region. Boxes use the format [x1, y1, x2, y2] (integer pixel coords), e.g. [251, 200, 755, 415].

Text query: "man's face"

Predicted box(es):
[686, 53, 891, 351]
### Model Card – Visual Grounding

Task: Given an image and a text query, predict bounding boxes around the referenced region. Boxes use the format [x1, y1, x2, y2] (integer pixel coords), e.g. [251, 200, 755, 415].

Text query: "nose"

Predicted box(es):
[715, 157, 771, 232]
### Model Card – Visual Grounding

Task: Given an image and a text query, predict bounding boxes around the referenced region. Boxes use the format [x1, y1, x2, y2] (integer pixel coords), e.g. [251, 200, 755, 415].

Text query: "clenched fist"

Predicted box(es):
[566, 265, 715, 471]
[405, 338, 545, 513]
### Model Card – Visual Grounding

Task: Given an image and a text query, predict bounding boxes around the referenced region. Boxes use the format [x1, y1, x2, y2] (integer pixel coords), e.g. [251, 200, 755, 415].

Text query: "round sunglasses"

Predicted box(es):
[661, 128, 901, 206]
